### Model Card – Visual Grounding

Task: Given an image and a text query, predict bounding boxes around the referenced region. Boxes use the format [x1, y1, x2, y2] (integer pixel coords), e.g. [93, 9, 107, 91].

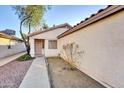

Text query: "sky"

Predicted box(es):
[0, 5, 107, 37]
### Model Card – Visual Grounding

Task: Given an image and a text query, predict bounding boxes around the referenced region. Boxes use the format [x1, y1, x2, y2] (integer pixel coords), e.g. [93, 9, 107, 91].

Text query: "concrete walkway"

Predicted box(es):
[19, 57, 50, 88]
[0, 52, 26, 66]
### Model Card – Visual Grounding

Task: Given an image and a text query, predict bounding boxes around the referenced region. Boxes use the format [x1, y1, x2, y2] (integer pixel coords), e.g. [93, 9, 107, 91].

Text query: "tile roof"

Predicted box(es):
[0, 32, 23, 41]
[58, 5, 124, 39]
[29, 23, 72, 37]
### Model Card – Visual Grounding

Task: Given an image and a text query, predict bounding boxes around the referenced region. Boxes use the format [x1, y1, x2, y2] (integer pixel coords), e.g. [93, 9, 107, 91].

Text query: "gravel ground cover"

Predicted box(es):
[0, 60, 32, 88]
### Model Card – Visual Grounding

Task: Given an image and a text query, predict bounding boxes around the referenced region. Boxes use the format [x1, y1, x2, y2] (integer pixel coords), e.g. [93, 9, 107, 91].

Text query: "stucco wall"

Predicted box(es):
[29, 27, 69, 57]
[58, 10, 124, 87]
[0, 37, 16, 45]
[44, 40, 58, 57]
[0, 43, 26, 59]
[30, 39, 35, 57]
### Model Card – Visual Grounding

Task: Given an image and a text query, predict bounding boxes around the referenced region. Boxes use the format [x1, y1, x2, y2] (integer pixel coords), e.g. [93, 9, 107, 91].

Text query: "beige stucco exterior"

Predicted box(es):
[29, 27, 69, 57]
[58, 10, 124, 87]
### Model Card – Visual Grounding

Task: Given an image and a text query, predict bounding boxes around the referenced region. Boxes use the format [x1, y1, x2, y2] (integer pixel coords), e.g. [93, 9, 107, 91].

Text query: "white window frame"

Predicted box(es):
[48, 40, 57, 49]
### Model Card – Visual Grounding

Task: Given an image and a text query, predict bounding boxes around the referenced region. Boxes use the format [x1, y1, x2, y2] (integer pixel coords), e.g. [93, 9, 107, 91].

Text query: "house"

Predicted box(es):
[0, 30, 26, 59]
[29, 23, 71, 57]
[29, 5, 124, 87]
[0, 31, 25, 59]
[0, 32, 22, 46]
[57, 5, 124, 87]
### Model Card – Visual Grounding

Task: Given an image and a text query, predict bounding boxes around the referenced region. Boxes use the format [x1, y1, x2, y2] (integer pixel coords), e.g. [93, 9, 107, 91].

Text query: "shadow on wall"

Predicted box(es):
[60, 42, 84, 68]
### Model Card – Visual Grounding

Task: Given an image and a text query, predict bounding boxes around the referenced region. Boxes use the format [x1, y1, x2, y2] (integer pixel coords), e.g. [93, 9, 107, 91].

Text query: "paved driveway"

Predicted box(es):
[0, 52, 26, 66]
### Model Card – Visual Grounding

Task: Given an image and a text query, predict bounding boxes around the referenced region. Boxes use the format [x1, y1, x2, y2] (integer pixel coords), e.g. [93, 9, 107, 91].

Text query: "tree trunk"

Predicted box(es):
[27, 20, 31, 57]
[26, 44, 30, 56]
[20, 16, 31, 57]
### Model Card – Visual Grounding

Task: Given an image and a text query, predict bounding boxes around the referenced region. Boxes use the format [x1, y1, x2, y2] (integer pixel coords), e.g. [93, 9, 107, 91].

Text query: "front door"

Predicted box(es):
[35, 39, 44, 56]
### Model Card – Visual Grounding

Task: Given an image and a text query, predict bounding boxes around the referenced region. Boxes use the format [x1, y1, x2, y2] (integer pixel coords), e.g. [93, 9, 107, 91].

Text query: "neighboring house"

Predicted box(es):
[29, 23, 71, 57]
[0, 31, 25, 59]
[0, 32, 22, 46]
[57, 5, 124, 87]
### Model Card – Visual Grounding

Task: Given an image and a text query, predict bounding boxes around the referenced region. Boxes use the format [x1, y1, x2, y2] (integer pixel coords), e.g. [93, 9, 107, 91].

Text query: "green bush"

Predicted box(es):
[16, 54, 34, 61]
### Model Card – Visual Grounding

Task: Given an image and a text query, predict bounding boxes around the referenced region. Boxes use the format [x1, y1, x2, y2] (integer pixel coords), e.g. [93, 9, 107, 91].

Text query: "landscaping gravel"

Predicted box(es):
[0, 60, 32, 88]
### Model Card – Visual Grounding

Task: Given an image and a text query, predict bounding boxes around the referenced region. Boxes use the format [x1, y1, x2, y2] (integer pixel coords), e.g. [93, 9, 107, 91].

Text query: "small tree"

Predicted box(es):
[13, 5, 49, 56]
[42, 22, 49, 30]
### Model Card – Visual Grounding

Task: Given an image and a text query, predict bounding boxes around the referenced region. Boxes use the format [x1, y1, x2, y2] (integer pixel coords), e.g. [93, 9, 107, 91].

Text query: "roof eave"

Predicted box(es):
[58, 5, 124, 39]
[29, 23, 72, 37]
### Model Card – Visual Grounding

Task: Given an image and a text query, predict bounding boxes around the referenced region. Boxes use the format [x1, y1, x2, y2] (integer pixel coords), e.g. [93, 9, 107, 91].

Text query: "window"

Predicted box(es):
[48, 40, 57, 49]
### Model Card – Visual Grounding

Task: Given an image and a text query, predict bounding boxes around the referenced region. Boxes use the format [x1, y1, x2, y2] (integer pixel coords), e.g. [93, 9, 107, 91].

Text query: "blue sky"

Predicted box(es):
[0, 5, 107, 37]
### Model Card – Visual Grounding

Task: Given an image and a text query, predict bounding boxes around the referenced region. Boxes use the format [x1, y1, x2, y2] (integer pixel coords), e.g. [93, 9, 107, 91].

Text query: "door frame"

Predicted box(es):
[34, 39, 44, 56]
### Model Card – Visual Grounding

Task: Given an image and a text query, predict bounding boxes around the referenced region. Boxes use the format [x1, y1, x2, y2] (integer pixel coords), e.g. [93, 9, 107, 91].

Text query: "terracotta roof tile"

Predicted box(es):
[58, 5, 124, 39]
